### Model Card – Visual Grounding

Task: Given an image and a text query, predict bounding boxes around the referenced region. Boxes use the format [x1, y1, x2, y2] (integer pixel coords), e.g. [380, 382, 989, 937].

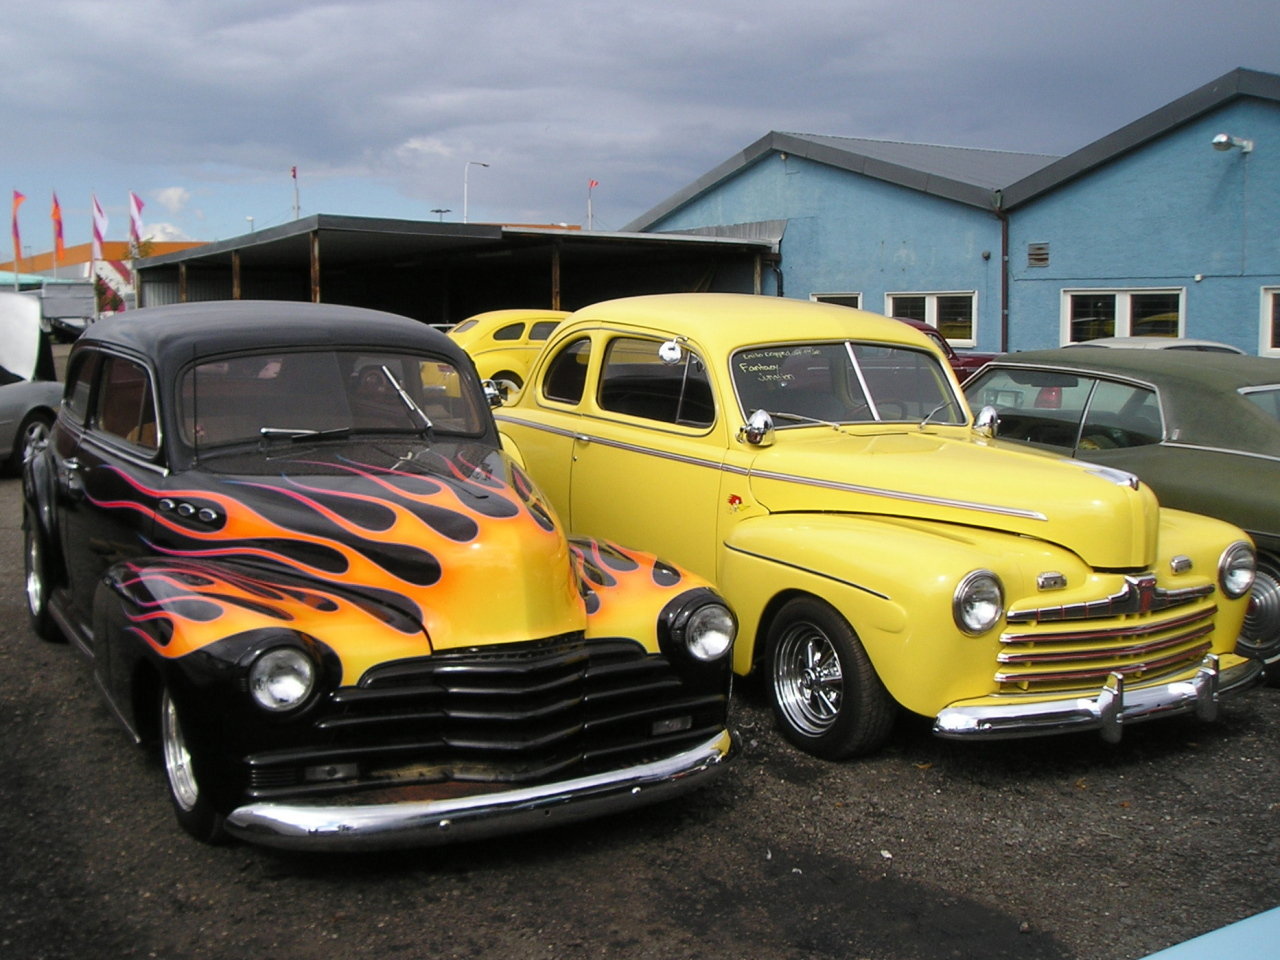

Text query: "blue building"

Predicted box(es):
[625, 68, 1280, 358]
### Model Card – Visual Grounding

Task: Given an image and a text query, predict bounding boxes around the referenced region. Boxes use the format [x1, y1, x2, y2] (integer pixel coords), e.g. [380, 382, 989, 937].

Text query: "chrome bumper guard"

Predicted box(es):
[933, 654, 1262, 743]
[224, 729, 734, 852]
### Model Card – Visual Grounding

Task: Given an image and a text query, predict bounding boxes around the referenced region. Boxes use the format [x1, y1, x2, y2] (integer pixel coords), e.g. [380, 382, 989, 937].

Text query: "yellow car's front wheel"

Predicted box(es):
[766, 597, 895, 759]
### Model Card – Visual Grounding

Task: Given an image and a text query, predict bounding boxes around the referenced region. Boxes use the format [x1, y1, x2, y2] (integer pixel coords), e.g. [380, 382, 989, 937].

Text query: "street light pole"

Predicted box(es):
[463, 161, 489, 223]
[431, 208, 451, 222]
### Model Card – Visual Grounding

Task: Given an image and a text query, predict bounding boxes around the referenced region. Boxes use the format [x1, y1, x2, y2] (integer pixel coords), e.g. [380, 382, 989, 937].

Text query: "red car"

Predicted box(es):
[894, 317, 998, 378]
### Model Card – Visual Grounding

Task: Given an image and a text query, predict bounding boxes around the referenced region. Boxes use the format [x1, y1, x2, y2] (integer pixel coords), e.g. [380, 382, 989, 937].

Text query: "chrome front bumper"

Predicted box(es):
[224, 729, 734, 852]
[933, 654, 1263, 742]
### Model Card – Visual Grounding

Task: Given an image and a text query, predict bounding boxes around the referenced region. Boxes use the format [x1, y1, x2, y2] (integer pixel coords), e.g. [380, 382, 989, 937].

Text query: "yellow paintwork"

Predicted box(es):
[448, 308, 570, 386]
[495, 293, 1255, 721]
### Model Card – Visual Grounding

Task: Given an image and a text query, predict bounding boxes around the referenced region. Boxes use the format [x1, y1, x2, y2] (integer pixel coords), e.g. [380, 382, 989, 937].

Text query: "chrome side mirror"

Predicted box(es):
[739, 409, 775, 447]
[658, 339, 684, 365]
[973, 404, 999, 439]
[483, 379, 507, 408]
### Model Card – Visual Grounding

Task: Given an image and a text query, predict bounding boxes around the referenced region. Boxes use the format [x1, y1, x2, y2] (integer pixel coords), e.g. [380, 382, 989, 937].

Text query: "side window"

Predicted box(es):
[1079, 381, 1162, 449]
[95, 356, 158, 451]
[493, 323, 524, 342]
[542, 337, 592, 404]
[529, 321, 560, 341]
[63, 350, 100, 424]
[598, 337, 714, 427]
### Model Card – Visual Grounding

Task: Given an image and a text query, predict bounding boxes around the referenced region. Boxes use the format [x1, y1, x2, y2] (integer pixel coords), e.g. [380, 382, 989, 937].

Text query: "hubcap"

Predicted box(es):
[1242, 564, 1280, 658]
[773, 621, 844, 736]
[161, 693, 200, 812]
[22, 419, 49, 464]
[24, 532, 43, 617]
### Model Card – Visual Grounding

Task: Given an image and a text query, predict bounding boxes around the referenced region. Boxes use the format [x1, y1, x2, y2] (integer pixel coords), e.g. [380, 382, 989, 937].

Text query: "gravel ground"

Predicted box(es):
[1, 472, 1277, 960]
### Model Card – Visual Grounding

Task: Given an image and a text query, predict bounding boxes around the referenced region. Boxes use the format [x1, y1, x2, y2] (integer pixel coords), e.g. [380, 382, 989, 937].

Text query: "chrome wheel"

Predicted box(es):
[1242, 554, 1280, 666]
[24, 526, 44, 620]
[772, 621, 844, 736]
[161, 690, 200, 812]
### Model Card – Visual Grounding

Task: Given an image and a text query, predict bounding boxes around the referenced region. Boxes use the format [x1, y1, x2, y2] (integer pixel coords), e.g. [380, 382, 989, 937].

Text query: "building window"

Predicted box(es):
[886, 292, 976, 346]
[1263, 288, 1280, 357]
[811, 293, 861, 309]
[1064, 289, 1183, 343]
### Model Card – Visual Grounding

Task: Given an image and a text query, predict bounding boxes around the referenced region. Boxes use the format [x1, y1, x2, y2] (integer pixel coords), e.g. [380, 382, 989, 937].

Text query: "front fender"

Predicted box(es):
[720, 513, 1084, 717]
[98, 556, 430, 688]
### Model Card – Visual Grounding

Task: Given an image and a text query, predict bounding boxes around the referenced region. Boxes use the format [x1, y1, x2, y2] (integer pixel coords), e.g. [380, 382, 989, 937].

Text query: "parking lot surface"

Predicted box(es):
[1, 473, 1276, 960]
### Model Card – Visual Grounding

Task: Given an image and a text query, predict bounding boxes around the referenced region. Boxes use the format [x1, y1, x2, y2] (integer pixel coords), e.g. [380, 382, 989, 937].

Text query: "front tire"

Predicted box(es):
[766, 597, 895, 759]
[161, 688, 228, 844]
[23, 519, 63, 642]
[1242, 553, 1280, 685]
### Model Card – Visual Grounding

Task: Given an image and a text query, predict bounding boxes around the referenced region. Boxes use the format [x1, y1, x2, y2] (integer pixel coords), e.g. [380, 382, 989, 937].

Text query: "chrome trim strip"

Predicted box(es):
[1002, 607, 1213, 644]
[933, 654, 1262, 742]
[497, 415, 1047, 521]
[1163, 440, 1280, 466]
[998, 623, 1214, 665]
[742, 468, 1049, 520]
[223, 729, 733, 852]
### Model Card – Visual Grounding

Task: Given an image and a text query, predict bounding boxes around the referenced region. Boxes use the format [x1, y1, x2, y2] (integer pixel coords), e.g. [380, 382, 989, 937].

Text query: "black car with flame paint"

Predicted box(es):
[22, 301, 735, 850]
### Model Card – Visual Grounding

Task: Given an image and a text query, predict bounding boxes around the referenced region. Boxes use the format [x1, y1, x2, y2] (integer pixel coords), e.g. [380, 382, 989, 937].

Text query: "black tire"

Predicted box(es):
[23, 519, 64, 643]
[765, 597, 896, 759]
[6, 410, 53, 477]
[1242, 553, 1280, 686]
[160, 687, 228, 844]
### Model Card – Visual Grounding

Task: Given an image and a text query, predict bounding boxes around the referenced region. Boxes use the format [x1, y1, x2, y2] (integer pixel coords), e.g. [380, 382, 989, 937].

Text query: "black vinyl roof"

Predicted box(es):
[79, 299, 465, 373]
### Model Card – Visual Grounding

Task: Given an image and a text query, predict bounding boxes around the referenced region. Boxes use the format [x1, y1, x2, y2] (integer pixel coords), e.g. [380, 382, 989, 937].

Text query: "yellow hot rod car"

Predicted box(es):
[493, 293, 1262, 759]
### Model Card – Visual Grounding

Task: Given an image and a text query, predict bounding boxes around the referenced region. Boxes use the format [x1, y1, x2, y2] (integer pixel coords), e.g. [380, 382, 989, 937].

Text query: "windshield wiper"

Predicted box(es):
[919, 399, 962, 430]
[259, 426, 352, 441]
[380, 364, 434, 437]
[768, 410, 845, 430]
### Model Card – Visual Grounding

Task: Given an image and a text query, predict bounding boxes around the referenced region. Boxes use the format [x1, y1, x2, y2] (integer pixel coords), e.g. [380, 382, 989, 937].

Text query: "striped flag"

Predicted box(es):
[129, 191, 145, 246]
[51, 192, 65, 260]
[11, 190, 25, 266]
[92, 194, 108, 260]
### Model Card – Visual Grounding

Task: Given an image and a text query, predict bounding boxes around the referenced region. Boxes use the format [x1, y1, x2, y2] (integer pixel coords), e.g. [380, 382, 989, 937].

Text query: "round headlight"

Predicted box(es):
[1219, 541, 1256, 600]
[684, 603, 736, 662]
[249, 648, 317, 712]
[953, 570, 1004, 635]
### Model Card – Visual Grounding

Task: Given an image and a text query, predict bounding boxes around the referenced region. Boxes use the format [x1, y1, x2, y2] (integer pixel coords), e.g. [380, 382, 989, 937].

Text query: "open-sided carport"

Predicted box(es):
[134, 214, 778, 326]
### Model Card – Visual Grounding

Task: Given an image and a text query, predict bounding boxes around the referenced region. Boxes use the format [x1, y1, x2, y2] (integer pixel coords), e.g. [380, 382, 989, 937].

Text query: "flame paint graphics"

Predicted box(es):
[94, 456, 582, 676]
[570, 538, 696, 650]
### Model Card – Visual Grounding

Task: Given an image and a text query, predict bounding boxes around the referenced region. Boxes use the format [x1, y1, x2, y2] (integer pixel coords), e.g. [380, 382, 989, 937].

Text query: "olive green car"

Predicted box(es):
[964, 348, 1280, 673]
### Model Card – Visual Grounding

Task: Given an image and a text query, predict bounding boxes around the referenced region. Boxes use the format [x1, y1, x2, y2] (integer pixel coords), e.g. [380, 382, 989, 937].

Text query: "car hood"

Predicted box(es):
[143, 440, 583, 653]
[745, 428, 1160, 568]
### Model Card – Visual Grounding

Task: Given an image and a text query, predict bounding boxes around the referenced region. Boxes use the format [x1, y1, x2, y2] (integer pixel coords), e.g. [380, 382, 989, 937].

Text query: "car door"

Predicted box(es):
[56, 349, 162, 638]
[566, 334, 728, 582]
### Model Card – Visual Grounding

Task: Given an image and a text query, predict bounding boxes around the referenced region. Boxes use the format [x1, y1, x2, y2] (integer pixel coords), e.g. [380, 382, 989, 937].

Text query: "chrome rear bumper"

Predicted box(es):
[224, 729, 733, 851]
[933, 654, 1262, 742]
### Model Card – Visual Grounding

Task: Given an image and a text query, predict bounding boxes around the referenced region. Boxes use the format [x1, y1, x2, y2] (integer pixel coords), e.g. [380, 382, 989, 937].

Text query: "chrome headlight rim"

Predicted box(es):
[1218, 540, 1256, 600]
[953, 569, 1005, 636]
[659, 588, 737, 665]
[248, 646, 318, 713]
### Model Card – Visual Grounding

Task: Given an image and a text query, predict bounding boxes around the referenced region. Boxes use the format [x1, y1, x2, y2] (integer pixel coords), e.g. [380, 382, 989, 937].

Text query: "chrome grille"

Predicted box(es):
[244, 634, 727, 798]
[998, 575, 1220, 693]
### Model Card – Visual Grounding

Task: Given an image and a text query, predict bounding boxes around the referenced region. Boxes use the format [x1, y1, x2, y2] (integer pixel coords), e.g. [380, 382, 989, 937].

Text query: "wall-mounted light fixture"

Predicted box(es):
[1211, 132, 1254, 153]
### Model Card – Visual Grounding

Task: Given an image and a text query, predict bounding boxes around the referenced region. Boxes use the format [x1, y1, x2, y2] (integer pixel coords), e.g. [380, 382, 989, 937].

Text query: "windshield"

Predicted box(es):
[178, 349, 486, 448]
[731, 341, 964, 425]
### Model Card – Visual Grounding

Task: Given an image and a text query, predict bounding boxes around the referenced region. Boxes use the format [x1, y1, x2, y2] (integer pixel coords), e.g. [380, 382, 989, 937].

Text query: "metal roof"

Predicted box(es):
[625, 67, 1279, 228]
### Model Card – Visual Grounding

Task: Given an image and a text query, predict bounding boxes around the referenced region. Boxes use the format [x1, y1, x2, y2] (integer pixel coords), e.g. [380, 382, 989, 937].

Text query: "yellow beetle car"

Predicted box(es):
[448, 309, 570, 388]
[494, 293, 1263, 759]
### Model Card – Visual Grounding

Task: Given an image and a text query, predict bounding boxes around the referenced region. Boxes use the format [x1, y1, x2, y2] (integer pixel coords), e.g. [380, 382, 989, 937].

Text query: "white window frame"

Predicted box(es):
[810, 292, 862, 309]
[883, 291, 978, 348]
[1059, 288, 1186, 344]
[1261, 287, 1280, 358]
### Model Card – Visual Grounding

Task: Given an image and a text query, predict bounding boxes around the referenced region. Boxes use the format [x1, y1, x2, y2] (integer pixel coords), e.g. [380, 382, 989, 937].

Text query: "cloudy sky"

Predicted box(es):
[4, 0, 1277, 254]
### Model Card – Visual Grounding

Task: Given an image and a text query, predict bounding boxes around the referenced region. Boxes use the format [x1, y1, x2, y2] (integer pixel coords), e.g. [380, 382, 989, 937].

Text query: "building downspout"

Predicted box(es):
[993, 190, 1009, 353]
